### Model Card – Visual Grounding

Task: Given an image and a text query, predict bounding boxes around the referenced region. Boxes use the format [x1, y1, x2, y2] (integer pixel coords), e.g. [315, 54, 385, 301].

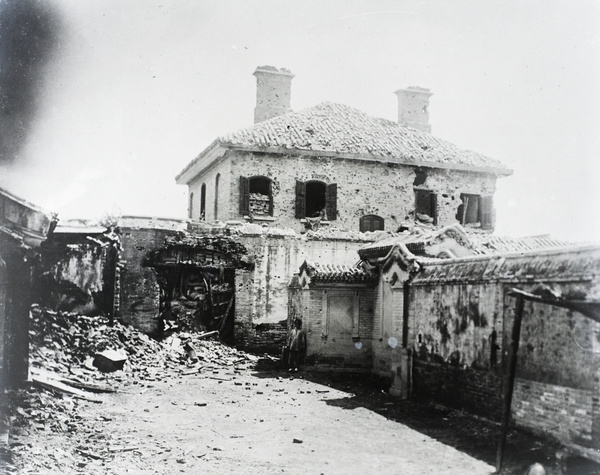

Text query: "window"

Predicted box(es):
[214, 174, 220, 220]
[456, 194, 494, 230]
[295, 180, 337, 220]
[360, 215, 384, 232]
[414, 189, 437, 225]
[200, 184, 206, 220]
[189, 192, 194, 219]
[239, 176, 273, 216]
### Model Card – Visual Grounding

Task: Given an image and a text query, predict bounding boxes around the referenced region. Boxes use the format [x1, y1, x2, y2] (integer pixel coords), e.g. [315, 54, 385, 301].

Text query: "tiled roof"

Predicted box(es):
[300, 260, 376, 284]
[468, 233, 576, 255]
[219, 103, 511, 174]
[413, 245, 600, 284]
[358, 224, 579, 261]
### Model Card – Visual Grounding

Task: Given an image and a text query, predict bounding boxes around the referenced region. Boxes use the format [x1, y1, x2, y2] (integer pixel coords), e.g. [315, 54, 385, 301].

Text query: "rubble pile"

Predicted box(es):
[29, 305, 165, 379]
[29, 306, 259, 384]
[0, 307, 264, 473]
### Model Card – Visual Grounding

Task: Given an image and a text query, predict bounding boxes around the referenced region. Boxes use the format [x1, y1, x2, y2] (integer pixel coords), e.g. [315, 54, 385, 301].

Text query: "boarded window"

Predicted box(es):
[415, 190, 437, 225]
[295, 180, 337, 220]
[240, 176, 273, 216]
[360, 215, 384, 232]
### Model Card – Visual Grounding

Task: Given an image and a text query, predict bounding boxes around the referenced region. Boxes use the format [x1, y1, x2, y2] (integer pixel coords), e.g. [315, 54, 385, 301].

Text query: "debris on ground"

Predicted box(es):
[1, 305, 264, 473]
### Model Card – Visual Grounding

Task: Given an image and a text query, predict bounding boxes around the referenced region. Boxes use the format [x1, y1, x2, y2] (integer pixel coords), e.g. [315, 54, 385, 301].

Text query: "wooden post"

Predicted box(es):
[496, 294, 525, 472]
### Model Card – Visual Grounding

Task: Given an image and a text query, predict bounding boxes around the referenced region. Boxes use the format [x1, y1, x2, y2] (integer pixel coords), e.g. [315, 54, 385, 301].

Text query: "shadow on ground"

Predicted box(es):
[254, 361, 567, 475]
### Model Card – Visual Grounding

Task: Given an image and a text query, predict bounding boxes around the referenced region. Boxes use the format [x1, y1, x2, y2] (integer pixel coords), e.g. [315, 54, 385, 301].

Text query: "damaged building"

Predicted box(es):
[290, 224, 600, 465]
[176, 66, 512, 234]
[116, 216, 377, 351]
[143, 65, 515, 353]
[0, 188, 56, 388]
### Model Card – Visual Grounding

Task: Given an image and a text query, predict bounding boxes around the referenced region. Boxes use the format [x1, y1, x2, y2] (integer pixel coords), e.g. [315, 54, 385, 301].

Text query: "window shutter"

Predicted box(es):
[359, 216, 368, 232]
[239, 176, 249, 215]
[268, 179, 274, 216]
[415, 190, 431, 216]
[430, 193, 438, 225]
[295, 181, 306, 218]
[325, 183, 337, 221]
[480, 195, 494, 230]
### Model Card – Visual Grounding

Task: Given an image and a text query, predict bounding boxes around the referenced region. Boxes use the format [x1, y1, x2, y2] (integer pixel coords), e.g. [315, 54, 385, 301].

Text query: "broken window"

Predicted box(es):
[295, 180, 337, 220]
[359, 215, 384, 232]
[414, 189, 437, 225]
[456, 194, 494, 230]
[239, 176, 273, 216]
[200, 184, 206, 220]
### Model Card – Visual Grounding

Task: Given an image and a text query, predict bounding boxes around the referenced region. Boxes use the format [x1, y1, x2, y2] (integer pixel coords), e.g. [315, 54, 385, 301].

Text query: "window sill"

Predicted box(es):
[300, 219, 331, 225]
[243, 215, 275, 222]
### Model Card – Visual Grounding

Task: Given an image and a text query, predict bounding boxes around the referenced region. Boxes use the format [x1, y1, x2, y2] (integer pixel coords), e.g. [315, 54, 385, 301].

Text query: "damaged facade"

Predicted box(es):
[116, 216, 378, 352]
[0, 188, 56, 388]
[291, 225, 600, 458]
[176, 66, 512, 234]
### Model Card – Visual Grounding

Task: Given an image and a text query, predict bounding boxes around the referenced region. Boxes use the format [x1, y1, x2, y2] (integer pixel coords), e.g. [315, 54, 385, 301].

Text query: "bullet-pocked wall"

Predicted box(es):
[185, 150, 498, 234]
[233, 228, 377, 352]
[116, 219, 379, 353]
[408, 246, 600, 448]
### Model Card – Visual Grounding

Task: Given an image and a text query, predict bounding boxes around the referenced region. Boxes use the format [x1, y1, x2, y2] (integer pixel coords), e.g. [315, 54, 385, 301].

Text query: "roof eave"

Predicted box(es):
[175, 139, 228, 185]
[222, 143, 513, 176]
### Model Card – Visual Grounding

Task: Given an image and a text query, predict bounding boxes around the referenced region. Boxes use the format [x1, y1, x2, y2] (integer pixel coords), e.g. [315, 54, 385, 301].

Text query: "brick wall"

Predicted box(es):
[413, 359, 503, 421]
[410, 283, 502, 370]
[371, 264, 410, 376]
[236, 231, 371, 325]
[513, 378, 594, 446]
[300, 285, 374, 369]
[408, 256, 600, 446]
[118, 226, 178, 334]
[116, 223, 371, 351]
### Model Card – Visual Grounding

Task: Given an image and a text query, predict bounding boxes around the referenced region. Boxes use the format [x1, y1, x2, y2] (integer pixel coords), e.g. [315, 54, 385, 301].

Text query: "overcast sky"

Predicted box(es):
[1, 0, 598, 242]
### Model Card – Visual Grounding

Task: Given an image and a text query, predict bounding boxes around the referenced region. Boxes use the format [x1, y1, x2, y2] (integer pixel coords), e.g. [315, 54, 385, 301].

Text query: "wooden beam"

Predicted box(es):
[496, 293, 525, 473]
[508, 288, 600, 323]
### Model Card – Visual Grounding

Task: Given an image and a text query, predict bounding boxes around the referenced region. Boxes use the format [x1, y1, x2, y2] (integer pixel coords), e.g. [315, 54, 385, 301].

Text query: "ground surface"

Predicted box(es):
[4, 362, 567, 475]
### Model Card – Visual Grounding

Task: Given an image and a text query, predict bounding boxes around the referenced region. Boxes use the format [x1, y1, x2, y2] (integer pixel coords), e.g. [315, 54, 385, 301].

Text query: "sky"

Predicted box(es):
[0, 0, 599, 242]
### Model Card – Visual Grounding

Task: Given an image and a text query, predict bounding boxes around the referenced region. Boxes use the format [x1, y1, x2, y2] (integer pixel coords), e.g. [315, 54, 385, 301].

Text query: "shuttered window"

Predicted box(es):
[480, 195, 494, 230]
[295, 180, 337, 220]
[240, 176, 273, 216]
[456, 194, 494, 230]
[360, 215, 384, 232]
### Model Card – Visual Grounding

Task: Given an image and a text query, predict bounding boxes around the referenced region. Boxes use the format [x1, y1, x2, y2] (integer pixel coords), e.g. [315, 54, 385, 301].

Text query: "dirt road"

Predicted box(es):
[9, 365, 495, 474]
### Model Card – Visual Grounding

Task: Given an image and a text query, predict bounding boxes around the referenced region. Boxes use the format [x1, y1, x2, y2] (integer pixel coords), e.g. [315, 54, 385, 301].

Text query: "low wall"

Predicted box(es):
[412, 359, 503, 421]
[513, 378, 594, 447]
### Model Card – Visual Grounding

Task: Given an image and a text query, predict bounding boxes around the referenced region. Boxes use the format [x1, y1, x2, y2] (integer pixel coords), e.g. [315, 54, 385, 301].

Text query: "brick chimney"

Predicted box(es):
[395, 86, 433, 133]
[253, 66, 294, 123]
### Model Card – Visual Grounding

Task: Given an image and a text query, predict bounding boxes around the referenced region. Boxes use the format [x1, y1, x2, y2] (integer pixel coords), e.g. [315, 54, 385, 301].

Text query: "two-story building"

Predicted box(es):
[176, 66, 512, 234]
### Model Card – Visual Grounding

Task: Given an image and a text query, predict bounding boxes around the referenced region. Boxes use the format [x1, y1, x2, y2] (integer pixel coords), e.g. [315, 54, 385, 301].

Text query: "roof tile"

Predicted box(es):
[220, 103, 510, 173]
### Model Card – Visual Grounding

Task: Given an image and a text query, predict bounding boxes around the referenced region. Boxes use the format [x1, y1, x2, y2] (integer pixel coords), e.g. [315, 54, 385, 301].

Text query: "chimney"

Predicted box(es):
[253, 66, 294, 123]
[395, 86, 433, 133]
